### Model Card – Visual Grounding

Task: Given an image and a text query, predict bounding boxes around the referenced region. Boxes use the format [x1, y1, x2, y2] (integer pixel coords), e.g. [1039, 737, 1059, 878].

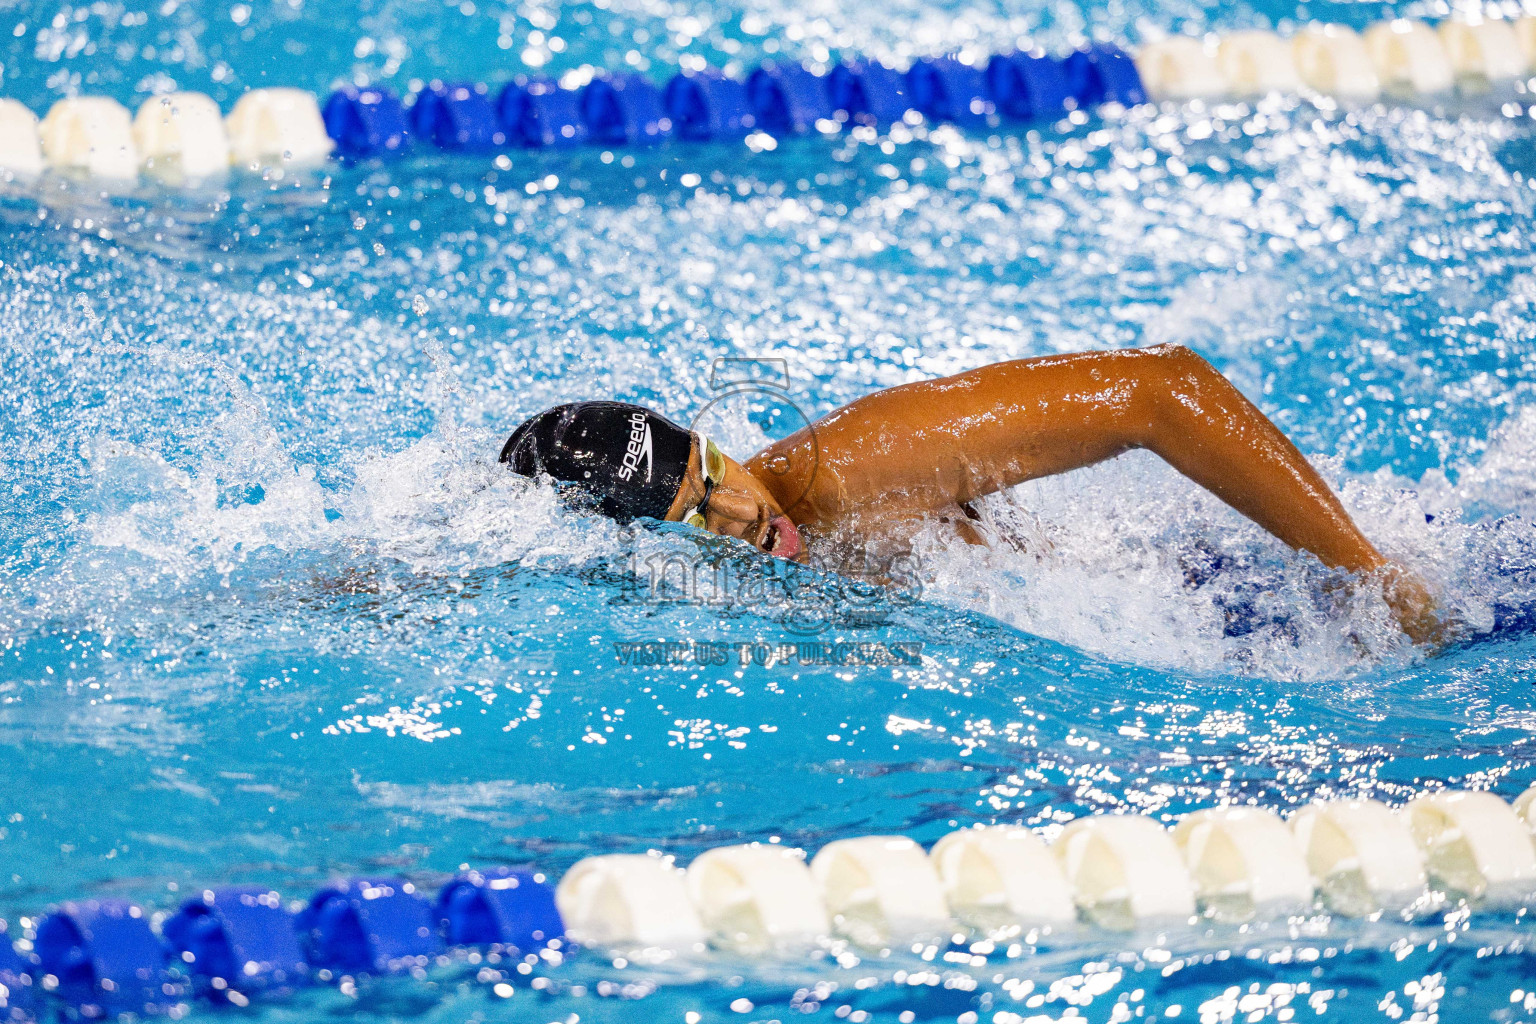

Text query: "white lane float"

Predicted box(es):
[0, 99, 44, 176]
[1436, 20, 1529, 88]
[1173, 807, 1315, 920]
[1516, 18, 1536, 71]
[1292, 24, 1382, 99]
[1515, 784, 1536, 833]
[38, 97, 139, 179]
[133, 92, 230, 178]
[1216, 31, 1303, 95]
[1053, 815, 1196, 929]
[1364, 20, 1456, 95]
[226, 87, 333, 167]
[554, 853, 707, 954]
[1134, 36, 1229, 101]
[809, 836, 954, 949]
[1402, 790, 1536, 901]
[1289, 799, 1427, 916]
[929, 826, 1076, 936]
[686, 844, 830, 952]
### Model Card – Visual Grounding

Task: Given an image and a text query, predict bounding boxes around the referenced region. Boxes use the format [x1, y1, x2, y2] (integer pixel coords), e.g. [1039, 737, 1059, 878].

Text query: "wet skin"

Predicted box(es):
[661, 343, 1441, 644]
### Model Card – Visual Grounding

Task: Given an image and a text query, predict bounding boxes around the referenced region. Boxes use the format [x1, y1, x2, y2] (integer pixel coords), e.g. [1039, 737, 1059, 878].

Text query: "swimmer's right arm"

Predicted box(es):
[753, 344, 1442, 642]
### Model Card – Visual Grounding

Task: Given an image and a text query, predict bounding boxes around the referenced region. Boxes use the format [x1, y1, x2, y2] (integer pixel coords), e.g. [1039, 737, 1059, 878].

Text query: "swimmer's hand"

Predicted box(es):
[1380, 563, 1454, 648]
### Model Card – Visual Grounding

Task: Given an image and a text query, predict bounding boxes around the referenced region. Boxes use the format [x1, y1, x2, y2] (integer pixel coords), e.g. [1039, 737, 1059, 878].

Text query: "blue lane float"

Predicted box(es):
[1064, 43, 1148, 107]
[408, 81, 505, 151]
[664, 68, 755, 141]
[987, 52, 1073, 120]
[436, 868, 565, 951]
[498, 78, 587, 148]
[746, 62, 833, 135]
[34, 902, 180, 1019]
[296, 879, 443, 975]
[827, 59, 914, 127]
[321, 86, 409, 159]
[0, 922, 36, 1024]
[580, 74, 670, 145]
[3, 42, 1153, 174]
[161, 888, 308, 1000]
[907, 56, 994, 126]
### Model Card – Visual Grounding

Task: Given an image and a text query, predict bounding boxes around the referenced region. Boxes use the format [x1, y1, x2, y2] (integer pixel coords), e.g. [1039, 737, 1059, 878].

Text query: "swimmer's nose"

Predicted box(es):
[701, 486, 766, 541]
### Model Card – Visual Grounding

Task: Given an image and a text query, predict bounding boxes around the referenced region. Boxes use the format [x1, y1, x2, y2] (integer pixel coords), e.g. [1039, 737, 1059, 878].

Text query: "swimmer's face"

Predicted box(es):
[665, 436, 806, 560]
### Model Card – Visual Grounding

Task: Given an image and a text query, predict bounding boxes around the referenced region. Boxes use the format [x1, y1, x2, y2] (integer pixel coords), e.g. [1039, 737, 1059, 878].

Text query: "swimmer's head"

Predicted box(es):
[500, 402, 694, 523]
[501, 401, 805, 559]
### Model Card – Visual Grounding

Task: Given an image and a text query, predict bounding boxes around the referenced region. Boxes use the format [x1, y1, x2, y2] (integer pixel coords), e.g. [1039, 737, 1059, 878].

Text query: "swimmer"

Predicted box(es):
[501, 344, 1443, 643]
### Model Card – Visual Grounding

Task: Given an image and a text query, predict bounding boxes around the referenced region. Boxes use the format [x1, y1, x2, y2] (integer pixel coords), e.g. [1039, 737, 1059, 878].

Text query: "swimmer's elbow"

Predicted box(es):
[1122, 343, 1224, 446]
[1145, 342, 1218, 378]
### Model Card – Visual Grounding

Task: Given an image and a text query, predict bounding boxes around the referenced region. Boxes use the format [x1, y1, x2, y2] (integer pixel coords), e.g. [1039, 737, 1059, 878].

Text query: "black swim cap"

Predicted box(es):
[500, 402, 695, 523]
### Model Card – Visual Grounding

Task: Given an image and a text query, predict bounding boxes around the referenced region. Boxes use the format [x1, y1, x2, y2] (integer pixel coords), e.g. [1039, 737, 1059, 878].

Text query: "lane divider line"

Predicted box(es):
[4, 18, 1531, 184]
[0, 787, 1533, 1021]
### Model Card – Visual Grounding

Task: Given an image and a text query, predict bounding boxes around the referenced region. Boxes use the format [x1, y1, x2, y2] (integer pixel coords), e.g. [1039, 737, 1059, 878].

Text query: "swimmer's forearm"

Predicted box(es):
[1119, 349, 1443, 641]
[1122, 347, 1387, 574]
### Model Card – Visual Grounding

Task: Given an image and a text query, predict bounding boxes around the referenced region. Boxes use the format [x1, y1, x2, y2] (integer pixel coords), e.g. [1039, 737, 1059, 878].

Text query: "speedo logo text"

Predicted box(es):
[618, 412, 653, 482]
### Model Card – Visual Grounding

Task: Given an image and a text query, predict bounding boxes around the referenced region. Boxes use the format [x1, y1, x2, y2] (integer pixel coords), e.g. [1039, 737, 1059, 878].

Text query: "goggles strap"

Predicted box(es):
[683, 433, 718, 524]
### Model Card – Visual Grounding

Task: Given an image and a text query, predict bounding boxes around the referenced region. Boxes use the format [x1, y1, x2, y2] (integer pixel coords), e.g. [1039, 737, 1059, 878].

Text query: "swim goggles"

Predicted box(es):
[679, 433, 727, 529]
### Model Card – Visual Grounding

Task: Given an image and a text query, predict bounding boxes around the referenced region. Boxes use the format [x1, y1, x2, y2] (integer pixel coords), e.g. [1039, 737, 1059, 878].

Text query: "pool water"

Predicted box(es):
[3, 0, 1536, 1020]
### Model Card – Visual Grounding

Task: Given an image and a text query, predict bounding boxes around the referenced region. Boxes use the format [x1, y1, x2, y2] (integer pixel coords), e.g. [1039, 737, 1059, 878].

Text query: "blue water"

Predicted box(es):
[4, 0, 1536, 1020]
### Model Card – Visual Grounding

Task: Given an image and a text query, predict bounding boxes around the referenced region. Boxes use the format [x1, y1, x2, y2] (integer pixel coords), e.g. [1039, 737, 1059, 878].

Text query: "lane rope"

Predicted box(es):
[0, 786, 1532, 1020]
[2, 16, 1533, 182]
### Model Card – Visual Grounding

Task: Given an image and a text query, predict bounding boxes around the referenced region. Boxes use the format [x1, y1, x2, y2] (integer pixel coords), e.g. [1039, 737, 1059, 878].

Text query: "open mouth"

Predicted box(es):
[761, 515, 803, 559]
